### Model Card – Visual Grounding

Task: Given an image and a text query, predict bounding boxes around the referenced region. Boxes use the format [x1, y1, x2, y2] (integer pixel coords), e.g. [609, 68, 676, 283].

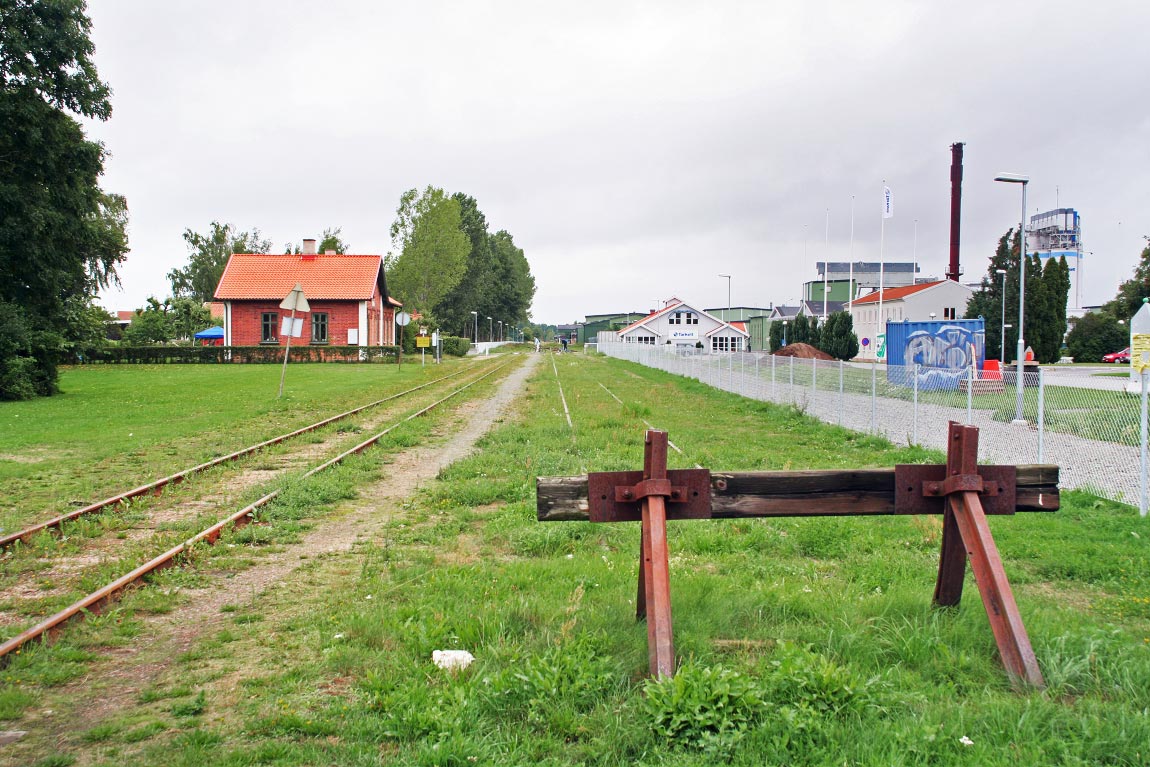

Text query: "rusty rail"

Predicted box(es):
[0, 361, 511, 662]
[0, 366, 476, 551]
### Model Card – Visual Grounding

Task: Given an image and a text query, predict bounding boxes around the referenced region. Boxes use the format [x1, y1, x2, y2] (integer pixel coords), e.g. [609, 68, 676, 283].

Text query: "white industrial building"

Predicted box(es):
[618, 298, 750, 353]
[850, 280, 975, 360]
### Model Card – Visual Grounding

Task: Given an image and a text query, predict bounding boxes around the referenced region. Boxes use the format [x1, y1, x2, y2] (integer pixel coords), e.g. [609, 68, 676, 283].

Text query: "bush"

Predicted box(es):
[440, 336, 471, 357]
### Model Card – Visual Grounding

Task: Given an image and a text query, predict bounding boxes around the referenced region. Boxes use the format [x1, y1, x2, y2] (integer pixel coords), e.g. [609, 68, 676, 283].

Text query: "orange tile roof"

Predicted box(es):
[214, 254, 383, 301]
[851, 281, 946, 305]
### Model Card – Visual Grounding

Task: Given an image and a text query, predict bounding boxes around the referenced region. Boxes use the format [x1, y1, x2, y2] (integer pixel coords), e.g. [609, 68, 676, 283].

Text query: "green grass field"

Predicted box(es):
[2, 355, 1149, 766]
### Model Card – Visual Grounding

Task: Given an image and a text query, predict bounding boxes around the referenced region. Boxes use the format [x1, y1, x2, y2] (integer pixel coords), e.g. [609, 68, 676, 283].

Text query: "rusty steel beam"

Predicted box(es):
[639, 430, 675, 678]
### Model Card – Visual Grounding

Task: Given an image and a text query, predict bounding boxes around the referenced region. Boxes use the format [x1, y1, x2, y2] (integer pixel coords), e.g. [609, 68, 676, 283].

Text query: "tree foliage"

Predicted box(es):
[168, 222, 271, 303]
[0, 0, 127, 398]
[965, 229, 1070, 364]
[819, 311, 859, 360]
[1103, 239, 1150, 320]
[385, 189, 535, 335]
[385, 186, 470, 315]
[1065, 312, 1128, 363]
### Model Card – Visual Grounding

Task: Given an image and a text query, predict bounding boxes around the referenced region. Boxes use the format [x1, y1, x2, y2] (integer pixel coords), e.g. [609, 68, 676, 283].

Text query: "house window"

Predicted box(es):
[669, 312, 681, 325]
[943, 307, 957, 320]
[685, 312, 698, 325]
[712, 336, 733, 353]
[261, 312, 278, 343]
[311, 313, 329, 344]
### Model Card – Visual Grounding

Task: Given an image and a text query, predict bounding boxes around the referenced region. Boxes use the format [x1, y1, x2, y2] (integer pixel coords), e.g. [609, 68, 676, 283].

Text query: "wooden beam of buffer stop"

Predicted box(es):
[535, 423, 1058, 688]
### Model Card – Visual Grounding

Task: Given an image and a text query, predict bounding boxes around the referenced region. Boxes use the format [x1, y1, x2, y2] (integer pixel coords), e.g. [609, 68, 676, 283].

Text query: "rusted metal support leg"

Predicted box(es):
[636, 523, 648, 620]
[934, 422, 1044, 688]
[639, 430, 674, 678]
[933, 507, 966, 607]
[950, 491, 1044, 688]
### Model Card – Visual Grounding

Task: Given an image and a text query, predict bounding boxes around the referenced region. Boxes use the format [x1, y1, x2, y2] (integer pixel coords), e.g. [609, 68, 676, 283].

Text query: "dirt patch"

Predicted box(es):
[17, 354, 539, 757]
[773, 342, 834, 360]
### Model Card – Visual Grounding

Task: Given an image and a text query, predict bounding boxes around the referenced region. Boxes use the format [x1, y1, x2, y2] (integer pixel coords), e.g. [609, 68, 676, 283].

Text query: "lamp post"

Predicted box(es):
[782, 320, 788, 347]
[719, 274, 731, 322]
[995, 172, 1029, 424]
[470, 311, 478, 345]
[996, 268, 1008, 365]
[498, 320, 503, 342]
[487, 316, 493, 343]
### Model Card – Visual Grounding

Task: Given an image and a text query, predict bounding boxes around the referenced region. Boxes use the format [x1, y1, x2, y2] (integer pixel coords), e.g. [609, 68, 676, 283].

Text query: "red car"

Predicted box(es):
[1102, 347, 1131, 363]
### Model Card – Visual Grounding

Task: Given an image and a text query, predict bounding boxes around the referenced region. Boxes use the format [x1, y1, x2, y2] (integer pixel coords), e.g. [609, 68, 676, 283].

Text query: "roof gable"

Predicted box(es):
[851, 280, 951, 305]
[214, 254, 387, 301]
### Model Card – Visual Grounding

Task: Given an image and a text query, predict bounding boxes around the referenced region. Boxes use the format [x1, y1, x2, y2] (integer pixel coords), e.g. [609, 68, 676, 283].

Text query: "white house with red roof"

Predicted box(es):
[214, 239, 401, 348]
[618, 298, 749, 353]
[850, 280, 974, 360]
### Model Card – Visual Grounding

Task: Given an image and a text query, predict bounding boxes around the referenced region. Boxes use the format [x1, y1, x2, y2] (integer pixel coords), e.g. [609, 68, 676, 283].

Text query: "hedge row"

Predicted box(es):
[81, 338, 484, 364]
[84, 345, 403, 364]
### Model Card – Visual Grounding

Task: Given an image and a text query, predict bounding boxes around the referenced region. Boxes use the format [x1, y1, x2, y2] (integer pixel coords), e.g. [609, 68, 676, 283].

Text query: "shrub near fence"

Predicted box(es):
[86, 345, 402, 364]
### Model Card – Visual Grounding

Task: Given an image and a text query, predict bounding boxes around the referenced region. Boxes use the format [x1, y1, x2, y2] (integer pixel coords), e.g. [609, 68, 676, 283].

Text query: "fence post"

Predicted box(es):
[1141, 368, 1148, 517]
[1037, 367, 1045, 463]
[967, 363, 974, 425]
[870, 364, 877, 434]
[838, 360, 844, 426]
[789, 355, 794, 391]
[771, 354, 776, 399]
[811, 357, 817, 396]
[913, 363, 919, 445]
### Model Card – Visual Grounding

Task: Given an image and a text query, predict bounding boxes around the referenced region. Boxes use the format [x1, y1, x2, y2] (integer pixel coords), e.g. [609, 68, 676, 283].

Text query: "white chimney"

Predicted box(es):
[302, 238, 317, 255]
[324, 249, 336, 255]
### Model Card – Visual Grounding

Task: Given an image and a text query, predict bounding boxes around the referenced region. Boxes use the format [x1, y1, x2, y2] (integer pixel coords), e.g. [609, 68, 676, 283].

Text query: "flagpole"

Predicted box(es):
[912, 218, 918, 285]
[878, 183, 886, 361]
[823, 208, 830, 320]
[848, 196, 855, 313]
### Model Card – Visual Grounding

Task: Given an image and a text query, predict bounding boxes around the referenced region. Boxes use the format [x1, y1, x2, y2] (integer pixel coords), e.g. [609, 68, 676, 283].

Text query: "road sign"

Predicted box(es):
[279, 283, 310, 313]
[416, 336, 431, 348]
[396, 312, 411, 327]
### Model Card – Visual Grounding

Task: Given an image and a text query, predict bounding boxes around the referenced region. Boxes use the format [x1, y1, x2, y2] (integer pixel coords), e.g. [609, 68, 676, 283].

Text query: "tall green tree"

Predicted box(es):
[819, 311, 859, 360]
[1065, 311, 1127, 363]
[488, 229, 536, 326]
[0, 0, 128, 398]
[966, 229, 1070, 364]
[168, 222, 271, 303]
[433, 194, 496, 336]
[1103, 238, 1150, 320]
[385, 187, 469, 315]
[769, 319, 784, 352]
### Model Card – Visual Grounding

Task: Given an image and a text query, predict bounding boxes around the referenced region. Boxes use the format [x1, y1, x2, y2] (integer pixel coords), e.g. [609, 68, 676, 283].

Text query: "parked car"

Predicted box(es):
[1102, 347, 1131, 363]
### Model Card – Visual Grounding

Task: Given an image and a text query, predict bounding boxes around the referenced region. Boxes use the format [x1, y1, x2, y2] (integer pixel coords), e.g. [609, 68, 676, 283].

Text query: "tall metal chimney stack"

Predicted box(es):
[947, 143, 964, 282]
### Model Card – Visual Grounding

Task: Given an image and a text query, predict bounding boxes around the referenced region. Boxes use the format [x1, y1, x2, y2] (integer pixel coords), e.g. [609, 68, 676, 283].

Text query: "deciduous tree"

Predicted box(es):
[168, 222, 271, 303]
[0, 0, 127, 398]
[385, 187, 469, 315]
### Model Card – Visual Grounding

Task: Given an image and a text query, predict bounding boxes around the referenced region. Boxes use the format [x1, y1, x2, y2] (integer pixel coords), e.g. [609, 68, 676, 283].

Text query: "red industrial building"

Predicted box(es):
[214, 240, 401, 348]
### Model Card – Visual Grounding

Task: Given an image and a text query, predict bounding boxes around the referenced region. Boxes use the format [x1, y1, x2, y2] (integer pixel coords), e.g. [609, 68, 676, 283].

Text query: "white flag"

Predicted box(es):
[883, 186, 894, 218]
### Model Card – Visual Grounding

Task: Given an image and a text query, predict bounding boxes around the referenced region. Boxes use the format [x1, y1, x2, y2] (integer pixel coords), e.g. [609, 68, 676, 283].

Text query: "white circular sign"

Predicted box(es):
[395, 311, 411, 326]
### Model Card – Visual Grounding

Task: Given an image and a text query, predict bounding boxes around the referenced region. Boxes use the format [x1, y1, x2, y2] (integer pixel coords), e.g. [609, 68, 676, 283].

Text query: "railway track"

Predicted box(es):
[0, 358, 516, 662]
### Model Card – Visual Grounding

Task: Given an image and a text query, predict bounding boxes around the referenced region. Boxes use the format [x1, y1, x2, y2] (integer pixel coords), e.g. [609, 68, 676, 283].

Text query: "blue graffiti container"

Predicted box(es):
[885, 319, 986, 390]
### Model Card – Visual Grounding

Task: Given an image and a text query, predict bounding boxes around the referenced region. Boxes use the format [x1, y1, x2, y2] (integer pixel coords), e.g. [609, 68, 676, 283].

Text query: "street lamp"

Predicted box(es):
[487, 316, 492, 343]
[782, 320, 788, 347]
[719, 274, 731, 322]
[498, 320, 503, 342]
[470, 311, 478, 345]
[996, 268, 1008, 365]
[995, 172, 1030, 424]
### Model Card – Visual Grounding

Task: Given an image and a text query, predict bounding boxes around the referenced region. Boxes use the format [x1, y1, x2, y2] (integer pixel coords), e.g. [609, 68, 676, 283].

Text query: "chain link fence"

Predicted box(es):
[596, 338, 1148, 508]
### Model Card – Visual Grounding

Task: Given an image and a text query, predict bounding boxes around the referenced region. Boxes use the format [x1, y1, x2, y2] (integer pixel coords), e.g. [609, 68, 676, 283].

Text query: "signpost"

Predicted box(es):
[277, 284, 309, 398]
[395, 311, 411, 371]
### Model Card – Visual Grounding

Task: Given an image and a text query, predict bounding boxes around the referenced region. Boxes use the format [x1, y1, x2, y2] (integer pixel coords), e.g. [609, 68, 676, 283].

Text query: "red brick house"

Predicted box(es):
[214, 242, 401, 348]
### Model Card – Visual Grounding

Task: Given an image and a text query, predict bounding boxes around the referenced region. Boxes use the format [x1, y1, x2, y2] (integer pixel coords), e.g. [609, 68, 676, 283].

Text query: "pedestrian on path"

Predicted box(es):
[534, 337, 541, 353]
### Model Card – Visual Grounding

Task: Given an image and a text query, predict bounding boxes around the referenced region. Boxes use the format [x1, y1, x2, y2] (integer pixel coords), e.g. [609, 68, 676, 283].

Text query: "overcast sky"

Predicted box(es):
[85, 0, 1150, 325]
